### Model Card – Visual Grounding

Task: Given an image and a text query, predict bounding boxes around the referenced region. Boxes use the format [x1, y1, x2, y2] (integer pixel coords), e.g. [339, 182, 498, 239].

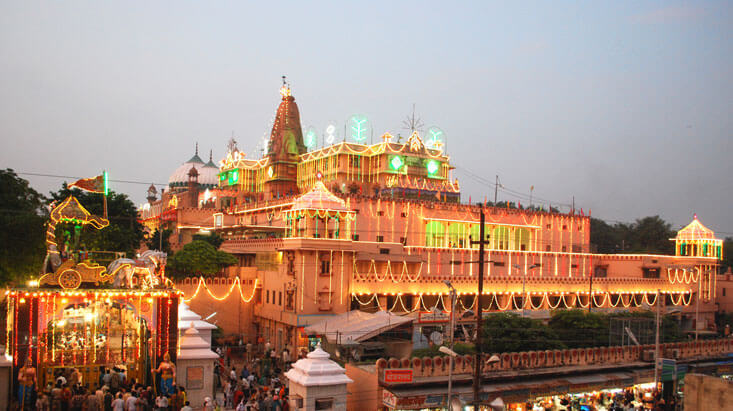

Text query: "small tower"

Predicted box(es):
[674, 215, 723, 259]
[285, 343, 353, 411]
[146, 184, 158, 204]
[187, 166, 199, 208]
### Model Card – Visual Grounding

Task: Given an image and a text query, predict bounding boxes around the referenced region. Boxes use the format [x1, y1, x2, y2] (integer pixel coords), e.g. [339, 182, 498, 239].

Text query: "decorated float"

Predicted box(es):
[6, 189, 180, 397]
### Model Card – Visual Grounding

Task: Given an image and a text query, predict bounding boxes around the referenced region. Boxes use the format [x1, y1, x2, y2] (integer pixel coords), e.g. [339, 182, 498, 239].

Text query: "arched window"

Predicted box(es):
[493, 226, 510, 250]
[447, 223, 467, 248]
[515, 228, 530, 251]
[425, 221, 445, 247]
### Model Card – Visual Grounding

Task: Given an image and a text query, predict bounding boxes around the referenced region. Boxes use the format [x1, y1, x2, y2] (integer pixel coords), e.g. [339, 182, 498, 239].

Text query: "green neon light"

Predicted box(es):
[426, 160, 439, 175]
[103, 170, 108, 195]
[390, 156, 403, 171]
[351, 118, 367, 142]
[305, 130, 317, 149]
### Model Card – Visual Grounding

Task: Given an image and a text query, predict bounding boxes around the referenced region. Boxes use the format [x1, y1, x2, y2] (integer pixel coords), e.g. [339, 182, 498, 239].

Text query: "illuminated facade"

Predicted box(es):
[141, 84, 723, 352]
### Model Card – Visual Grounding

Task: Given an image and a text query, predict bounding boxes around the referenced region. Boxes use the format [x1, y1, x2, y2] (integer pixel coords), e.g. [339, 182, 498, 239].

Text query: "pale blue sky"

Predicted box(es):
[1, 1, 731, 234]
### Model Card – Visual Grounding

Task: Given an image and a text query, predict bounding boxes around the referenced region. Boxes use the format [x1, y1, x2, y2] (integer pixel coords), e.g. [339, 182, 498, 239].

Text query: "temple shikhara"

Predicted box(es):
[136, 80, 724, 360]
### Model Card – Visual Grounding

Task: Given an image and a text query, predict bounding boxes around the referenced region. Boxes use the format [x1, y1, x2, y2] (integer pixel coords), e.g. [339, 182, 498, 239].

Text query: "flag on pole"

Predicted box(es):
[69, 171, 108, 217]
[69, 173, 106, 193]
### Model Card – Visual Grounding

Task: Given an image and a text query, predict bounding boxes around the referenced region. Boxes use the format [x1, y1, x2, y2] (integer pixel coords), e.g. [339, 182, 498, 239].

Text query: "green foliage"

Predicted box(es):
[481, 312, 565, 353]
[591, 215, 675, 254]
[612, 311, 684, 343]
[48, 184, 144, 258]
[167, 240, 237, 278]
[413, 342, 475, 358]
[715, 311, 733, 337]
[722, 237, 733, 273]
[192, 232, 224, 249]
[549, 309, 609, 348]
[146, 228, 173, 254]
[590, 218, 620, 253]
[0, 169, 48, 285]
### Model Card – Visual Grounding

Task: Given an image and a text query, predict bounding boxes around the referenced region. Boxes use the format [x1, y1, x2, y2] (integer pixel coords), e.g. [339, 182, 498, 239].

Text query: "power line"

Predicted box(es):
[16, 171, 167, 187]
[12, 170, 733, 234]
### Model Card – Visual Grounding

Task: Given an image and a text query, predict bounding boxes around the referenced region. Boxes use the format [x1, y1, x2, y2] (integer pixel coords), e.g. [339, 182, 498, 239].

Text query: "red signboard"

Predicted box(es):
[384, 368, 413, 383]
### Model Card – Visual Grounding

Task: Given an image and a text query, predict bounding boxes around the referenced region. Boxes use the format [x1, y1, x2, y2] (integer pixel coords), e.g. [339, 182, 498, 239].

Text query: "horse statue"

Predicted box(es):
[108, 250, 168, 288]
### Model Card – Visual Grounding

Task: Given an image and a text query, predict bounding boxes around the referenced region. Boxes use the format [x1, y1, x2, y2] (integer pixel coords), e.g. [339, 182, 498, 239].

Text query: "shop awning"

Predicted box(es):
[305, 310, 413, 344]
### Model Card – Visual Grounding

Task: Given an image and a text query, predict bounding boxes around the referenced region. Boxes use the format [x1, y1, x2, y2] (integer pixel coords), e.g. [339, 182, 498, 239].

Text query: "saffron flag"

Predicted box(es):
[69, 174, 105, 193]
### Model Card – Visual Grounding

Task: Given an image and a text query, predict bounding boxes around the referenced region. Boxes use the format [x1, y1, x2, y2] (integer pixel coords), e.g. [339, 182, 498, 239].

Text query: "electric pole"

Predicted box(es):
[472, 204, 486, 407]
[494, 175, 499, 204]
[654, 288, 662, 390]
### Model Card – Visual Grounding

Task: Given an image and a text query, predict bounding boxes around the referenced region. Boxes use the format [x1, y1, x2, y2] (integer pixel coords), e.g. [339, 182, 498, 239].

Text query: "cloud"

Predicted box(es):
[629, 5, 705, 24]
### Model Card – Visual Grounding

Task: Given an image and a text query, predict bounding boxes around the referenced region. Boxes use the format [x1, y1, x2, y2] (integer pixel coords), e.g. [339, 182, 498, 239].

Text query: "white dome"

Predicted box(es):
[168, 152, 219, 189]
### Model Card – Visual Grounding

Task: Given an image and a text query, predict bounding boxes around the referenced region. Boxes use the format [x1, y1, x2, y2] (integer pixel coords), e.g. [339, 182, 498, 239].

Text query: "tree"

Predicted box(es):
[145, 228, 173, 254]
[192, 232, 224, 249]
[48, 184, 144, 258]
[590, 218, 620, 253]
[167, 240, 237, 278]
[0, 169, 48, 285]
[721, 237, 733, 274]
[626, 216, 675, 254]
[549, 309, 609, 348]
[590, 215, 676, 255]
[481, 312, 565, 353]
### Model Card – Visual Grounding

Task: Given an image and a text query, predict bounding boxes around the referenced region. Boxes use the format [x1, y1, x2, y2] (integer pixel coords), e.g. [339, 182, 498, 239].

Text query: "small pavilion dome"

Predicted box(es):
[291, 181, 350, 212]
[676, 215, 716, 241]
[284, 343, 353, 386]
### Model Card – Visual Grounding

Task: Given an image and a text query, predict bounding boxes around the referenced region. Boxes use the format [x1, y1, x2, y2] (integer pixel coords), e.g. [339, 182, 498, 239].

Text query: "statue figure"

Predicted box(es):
[152, 352, 176, 396]
[17, 358, 36, 408]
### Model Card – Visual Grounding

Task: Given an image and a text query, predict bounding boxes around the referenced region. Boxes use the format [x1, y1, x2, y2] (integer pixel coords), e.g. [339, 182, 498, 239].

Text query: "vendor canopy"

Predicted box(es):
[305, 310, 413, 344]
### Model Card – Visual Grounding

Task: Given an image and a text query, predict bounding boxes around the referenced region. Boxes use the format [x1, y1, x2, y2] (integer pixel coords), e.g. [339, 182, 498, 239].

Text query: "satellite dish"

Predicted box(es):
[430, 331, 444, 346]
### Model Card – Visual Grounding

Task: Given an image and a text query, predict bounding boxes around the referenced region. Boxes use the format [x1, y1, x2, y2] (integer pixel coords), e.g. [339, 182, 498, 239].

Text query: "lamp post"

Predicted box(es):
[512, 264, 541, 317]
[443, 280, 457, 410]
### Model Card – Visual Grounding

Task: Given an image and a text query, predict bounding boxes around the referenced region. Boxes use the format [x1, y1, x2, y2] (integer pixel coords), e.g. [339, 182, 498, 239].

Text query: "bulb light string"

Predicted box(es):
[350, 289, 691, 314]
[180, 277, 259, 303]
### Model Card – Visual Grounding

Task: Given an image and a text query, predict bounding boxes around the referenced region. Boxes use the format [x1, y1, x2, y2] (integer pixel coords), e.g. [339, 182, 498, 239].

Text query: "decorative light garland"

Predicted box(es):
[181, 277, 259, 303]
[350, 289, 692, 313]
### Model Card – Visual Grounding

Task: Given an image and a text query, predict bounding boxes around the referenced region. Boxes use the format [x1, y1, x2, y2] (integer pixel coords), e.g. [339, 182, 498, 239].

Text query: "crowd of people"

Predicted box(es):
[214, 344, 296, 411]
[19, 366, 193, 411]
[521, 386, 680, 411]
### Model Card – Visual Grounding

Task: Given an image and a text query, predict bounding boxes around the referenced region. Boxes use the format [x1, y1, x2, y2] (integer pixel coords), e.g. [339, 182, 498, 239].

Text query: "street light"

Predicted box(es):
[442, 280, 457, 410]
[512, 264, 541, 317]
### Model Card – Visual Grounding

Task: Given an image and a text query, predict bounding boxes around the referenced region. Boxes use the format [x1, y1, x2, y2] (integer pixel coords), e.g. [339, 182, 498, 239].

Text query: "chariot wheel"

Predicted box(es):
[58, 269, 82, 289]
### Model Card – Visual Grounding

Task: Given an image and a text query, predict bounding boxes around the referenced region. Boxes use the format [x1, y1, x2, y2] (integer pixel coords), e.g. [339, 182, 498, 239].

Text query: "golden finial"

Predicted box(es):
[279, 75, 291, 98]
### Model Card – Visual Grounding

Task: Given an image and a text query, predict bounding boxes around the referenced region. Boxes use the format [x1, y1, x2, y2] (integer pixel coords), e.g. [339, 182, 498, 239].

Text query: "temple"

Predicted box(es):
[139, 82, 723, 356]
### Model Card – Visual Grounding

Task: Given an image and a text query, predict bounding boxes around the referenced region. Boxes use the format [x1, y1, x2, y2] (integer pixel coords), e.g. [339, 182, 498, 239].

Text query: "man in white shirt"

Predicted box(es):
[156, 394, 169, 410]
[111, 393, 124, 411]
[124, 392, 137, 411]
